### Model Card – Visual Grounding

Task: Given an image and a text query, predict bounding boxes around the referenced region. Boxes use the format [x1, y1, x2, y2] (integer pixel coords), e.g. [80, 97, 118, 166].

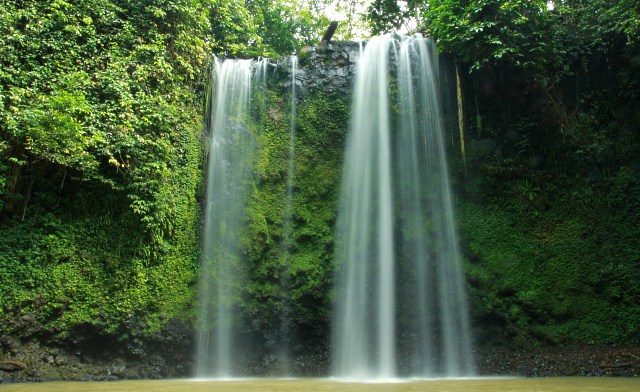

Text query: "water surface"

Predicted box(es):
[2, 378, 639, 391]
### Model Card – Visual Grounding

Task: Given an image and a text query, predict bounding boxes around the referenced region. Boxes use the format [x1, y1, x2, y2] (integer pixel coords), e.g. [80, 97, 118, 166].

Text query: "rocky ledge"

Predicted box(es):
[2, 342, 639, 383]
[476, 345, 640, 377]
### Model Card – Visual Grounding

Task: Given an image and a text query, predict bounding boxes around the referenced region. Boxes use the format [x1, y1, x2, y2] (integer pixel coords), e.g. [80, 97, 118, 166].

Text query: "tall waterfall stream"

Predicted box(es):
[331, 34, 474, 379]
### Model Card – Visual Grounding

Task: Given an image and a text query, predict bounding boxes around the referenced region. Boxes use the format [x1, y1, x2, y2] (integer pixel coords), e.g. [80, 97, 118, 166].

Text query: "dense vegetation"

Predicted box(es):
[441, 0, 639, 346]
[362, 0, 640, 345]
[0, 0, 211, 347]
[0, 0, 329, 349]
[0, 0, 638, 368]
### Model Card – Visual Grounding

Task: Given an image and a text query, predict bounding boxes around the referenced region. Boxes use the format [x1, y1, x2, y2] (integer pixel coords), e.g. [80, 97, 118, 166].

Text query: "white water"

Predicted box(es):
[284, 56, 298, 243]
[278, 55, 299, 374]
[197, 58, 257, 377]
[332, 34, 475, 379]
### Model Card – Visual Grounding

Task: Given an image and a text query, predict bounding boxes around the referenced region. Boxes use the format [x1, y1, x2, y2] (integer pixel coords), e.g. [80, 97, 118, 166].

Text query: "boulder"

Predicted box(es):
[0, 360, 27, 372]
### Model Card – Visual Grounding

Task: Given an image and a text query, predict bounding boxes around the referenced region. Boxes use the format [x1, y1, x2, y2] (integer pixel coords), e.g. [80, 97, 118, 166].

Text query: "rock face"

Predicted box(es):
[272, 41, 359, 98]
[297, 41, 360, 95]
[0, 361, 27, 372]
[2, 39, 638, 383]
[0, 320, 193, 383]
[475, 345, 640, 377]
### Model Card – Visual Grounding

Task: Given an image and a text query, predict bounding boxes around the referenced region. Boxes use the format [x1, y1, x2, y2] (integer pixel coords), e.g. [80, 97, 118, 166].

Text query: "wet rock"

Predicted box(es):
[110, 359, 127, 377]
[0, 318, 195, 383]
[475, 345, 640, 377]
[0, 360, 27, 372]
[54, 355, 65, 366]
[297, 41, 360, 96]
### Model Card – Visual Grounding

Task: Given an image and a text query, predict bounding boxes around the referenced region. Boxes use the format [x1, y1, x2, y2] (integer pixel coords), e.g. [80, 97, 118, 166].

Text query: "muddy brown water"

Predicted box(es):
[1, 377, 639, 391]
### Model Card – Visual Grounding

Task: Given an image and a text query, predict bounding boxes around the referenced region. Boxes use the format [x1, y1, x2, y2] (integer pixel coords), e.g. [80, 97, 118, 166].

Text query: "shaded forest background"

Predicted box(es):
[1, 0, 638, 361]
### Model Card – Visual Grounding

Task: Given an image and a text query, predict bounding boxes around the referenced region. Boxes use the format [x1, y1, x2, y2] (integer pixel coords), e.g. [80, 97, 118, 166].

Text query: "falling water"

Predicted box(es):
[197, 58, 257, 377]
[331, 35, 396, 379]
[284, 57, 298, 244]
[277, 55, 298, 374]
[332, 34, 475, 379]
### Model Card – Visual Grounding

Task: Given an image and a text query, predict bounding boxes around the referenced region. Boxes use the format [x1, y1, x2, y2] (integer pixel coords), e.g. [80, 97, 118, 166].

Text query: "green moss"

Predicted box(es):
[241, 91, 348, 337]
[458, 167, 640, 346]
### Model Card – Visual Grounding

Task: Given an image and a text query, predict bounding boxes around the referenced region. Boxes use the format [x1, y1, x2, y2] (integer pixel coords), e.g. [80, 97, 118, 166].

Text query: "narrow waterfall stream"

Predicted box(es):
[196, 59, 257, 377]
[332, 34, 475, 379]
[196, 56, 300, 377]
[278, 55, 299, 375]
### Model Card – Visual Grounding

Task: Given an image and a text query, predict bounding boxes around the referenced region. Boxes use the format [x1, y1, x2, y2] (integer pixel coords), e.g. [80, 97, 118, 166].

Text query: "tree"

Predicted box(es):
[366, 0, 423, 34]
[209, 0, 332, 56]
[250, 0, 332, 55]
[422, 0, 550, 72]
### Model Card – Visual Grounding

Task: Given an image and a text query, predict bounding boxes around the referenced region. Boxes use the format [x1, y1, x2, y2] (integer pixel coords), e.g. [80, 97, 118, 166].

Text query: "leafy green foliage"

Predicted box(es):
[252, 0, 332, 56]
[0, 0, 205, 341]
[459, 195, 640, 346]
[422, 0, 550, 72]
[210, 0, 332, 57]
[0, 197, 199, 338]
[366, 0, 404, 33]
[324, 1, 370, 40]
[436, 0, 640, 347]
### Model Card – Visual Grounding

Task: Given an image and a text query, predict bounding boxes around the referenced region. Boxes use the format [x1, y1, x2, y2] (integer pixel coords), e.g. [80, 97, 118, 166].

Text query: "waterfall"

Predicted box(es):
[196, 56, 302, 377]
[278, 55, 298, 374]
[331, 34, 475, 379]
[284, 57, 298, 245]
[196, 58, 257, 377]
